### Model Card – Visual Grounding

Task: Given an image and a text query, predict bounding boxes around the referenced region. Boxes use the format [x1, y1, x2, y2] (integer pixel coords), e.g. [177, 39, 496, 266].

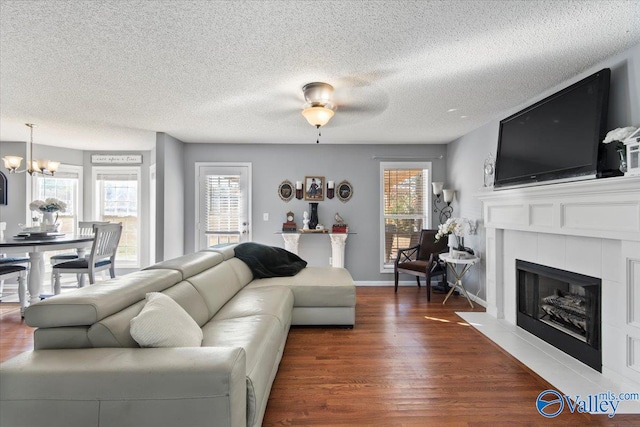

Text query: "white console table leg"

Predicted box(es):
[27, 252, 45, 305]
[329, 233, 348, 268]
[282, 233, 301, 255]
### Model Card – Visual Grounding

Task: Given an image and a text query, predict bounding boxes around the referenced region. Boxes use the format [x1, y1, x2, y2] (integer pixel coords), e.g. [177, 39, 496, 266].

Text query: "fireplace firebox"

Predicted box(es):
[516, 260, 601, 372]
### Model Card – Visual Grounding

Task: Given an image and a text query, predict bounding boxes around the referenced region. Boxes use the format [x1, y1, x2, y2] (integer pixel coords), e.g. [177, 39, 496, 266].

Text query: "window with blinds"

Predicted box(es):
[380, 162, 430, 270]
[205, 174, 242, 246]
[93, 167, 140, 268]
[32, 165, 82, 234]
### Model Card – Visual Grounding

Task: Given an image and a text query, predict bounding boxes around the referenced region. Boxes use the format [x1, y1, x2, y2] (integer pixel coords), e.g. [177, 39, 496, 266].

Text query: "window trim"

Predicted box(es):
[31, 164, 84, 232]
[379, 161, 432, 273]
[194, 162, 252, 251]
[92, 165, 142, 268]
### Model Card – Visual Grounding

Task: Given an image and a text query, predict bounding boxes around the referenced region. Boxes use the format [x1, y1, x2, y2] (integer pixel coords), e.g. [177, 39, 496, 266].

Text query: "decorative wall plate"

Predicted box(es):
[337, 180, 353, 203]
[278, 180, 294, 202]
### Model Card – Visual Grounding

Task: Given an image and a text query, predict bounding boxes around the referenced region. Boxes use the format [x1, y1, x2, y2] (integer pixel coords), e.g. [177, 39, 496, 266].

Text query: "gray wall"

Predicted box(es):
[0, 141, 27, 236]
[446, 42, 640, 302]
[182, 143, 447, 281]
[156, 132, 185, 262]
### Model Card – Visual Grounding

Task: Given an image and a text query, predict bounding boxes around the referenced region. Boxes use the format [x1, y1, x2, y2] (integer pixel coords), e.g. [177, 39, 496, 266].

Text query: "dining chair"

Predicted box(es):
[0, 222, 30, 300]
[48, 221, 110, 291]
[394, 229, 448, 302]
[0, 265, 27, 316]
[52, 223, 123, 294]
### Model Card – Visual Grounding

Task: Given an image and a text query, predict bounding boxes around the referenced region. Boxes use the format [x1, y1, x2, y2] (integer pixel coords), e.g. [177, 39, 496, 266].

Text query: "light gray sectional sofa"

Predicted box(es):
[0, 245, 356, 427]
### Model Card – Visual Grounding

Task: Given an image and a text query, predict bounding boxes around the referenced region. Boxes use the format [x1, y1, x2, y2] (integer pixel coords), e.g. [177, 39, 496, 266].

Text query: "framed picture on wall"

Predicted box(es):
[304, 176, 324, 201]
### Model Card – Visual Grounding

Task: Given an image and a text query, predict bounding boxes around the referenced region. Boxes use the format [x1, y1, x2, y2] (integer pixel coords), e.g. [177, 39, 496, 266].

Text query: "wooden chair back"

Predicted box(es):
[77, 221, 110, 236]
[89, 223, 123, 264]
[417, 229, 448, 261]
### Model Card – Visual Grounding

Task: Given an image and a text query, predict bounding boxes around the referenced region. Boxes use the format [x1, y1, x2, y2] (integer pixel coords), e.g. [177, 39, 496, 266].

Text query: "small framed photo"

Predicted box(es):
[278, 180, 294, 202]
[304, 176, 324, 201]
[337, 180, 353, 203]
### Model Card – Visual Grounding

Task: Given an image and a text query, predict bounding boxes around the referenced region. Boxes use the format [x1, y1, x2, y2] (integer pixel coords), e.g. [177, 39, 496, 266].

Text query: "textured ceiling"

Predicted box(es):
[1, 0, 639, 150]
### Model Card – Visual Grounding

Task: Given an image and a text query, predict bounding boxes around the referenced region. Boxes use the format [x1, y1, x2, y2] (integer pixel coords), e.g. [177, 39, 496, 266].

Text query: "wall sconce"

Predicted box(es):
[432, 181, 455, 223]
[326, 180, 335, 199]
[295, 181, 304, 200]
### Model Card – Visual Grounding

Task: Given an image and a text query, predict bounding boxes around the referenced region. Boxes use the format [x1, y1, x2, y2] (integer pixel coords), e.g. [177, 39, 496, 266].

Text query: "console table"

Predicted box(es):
[279, 232, 354, 268]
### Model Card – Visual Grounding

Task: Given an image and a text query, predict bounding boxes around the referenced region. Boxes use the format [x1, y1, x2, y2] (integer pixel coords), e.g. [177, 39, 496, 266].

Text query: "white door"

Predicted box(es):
[197, 163, 251, 250]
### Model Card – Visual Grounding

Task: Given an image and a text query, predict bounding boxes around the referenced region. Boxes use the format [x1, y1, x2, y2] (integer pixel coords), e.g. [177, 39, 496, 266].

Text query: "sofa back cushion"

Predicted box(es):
[88, 280, 210, 348]
[144, 251, 224, 280]
[25, 269, 182, 328]
[186, 261, 249, 317]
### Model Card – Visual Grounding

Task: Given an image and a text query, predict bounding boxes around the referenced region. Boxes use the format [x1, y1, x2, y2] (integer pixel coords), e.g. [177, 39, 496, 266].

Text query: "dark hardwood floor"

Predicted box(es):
[2, 287, 638, 425]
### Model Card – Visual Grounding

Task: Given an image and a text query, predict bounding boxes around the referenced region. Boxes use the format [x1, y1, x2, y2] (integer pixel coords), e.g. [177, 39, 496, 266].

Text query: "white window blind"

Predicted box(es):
[205, 175, 241, 237]
[381, 164, 430, 269]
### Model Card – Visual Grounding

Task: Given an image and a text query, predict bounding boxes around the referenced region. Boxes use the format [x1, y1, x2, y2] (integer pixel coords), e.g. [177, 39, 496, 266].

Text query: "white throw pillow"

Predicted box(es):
[130, 292, 203, 348]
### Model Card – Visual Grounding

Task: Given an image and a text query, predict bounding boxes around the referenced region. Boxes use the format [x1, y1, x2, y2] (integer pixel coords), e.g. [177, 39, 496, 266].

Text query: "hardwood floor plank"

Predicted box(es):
[2, 288, 639, 425]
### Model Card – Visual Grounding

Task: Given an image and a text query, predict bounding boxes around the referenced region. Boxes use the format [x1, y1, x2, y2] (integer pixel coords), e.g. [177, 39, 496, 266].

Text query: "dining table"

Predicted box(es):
[0, 234, 94, 310]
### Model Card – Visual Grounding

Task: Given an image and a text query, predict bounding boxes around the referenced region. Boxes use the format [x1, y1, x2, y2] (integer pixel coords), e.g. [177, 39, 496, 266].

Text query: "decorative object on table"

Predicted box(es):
[0, 171, 6, 205]
[483, 153, 495, 187]
[295, 181, 304, 199]
[304, 176, 324, 200]
[431, 182, 455, 224]
[435, 217, 475, 257]
[332, 212, 348, 233]
[336, 180, 353, 203]
[29, 198, 66, 231]
[622, 127, 640, 177]
[282, 211, 297, 232]
[315, 224, 325, 231]
[302, 211, 310, 230]
[2, 123, 59, 175]
[308, 202, 319, 230]
[278, 180, 294, 202]
[326, 180, 335, 199]
[600, 127, 637, 177]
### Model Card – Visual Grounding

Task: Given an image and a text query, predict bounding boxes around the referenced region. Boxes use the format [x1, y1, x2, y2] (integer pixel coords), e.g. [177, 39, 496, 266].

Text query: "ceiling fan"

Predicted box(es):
[300, 82, 336, 143]
[298, 78, 389, 143]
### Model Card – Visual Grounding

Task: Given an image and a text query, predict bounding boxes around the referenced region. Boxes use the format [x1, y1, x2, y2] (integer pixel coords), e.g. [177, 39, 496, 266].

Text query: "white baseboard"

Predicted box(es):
[354, 281, 488, 308]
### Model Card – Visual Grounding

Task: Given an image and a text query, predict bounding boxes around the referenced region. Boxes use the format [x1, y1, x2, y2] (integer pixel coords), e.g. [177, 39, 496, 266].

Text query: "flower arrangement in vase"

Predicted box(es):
[29, 198, 67, 231]
[435, 217, 474, 258]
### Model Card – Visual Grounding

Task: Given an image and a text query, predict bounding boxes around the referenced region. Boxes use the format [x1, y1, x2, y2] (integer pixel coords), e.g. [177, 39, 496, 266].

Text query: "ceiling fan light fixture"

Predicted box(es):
[301, 106, 335, 127]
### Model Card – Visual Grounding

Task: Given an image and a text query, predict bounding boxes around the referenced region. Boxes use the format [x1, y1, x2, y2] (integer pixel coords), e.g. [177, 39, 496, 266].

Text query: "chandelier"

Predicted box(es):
[2, 123, 59, 175]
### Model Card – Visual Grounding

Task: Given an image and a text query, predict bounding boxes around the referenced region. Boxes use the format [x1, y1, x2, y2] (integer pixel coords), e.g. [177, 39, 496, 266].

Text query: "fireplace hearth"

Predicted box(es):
[516, 260, 601, 372]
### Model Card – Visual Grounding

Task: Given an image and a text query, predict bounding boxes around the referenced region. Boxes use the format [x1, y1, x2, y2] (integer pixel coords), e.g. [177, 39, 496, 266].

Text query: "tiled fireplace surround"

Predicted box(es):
[468, 175, 640, 412]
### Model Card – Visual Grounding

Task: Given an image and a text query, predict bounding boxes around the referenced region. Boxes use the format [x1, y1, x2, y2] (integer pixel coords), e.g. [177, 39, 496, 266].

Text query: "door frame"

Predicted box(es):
[194, 162, 252, 250]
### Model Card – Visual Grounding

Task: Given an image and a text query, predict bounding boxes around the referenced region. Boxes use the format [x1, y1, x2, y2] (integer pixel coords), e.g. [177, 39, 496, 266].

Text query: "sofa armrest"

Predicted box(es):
[1, 347, 247, 427]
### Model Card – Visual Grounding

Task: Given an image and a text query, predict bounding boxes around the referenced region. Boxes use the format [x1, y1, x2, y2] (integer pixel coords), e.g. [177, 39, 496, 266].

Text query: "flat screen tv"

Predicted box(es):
[494, 68, 610, 189]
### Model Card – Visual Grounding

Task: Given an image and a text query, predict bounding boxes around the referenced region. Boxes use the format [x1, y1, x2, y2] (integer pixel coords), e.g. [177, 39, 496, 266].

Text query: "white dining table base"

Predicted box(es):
[1, 235, 94, 311]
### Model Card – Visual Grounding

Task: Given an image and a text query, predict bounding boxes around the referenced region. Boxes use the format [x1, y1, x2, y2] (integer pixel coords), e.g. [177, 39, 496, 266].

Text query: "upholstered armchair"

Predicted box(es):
[394, 229, 448, 301]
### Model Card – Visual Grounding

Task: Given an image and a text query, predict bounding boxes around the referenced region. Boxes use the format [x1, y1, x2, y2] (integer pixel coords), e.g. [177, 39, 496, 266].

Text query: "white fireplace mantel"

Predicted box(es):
[477, 174, 640, 390]
[478, 175, 640, 242]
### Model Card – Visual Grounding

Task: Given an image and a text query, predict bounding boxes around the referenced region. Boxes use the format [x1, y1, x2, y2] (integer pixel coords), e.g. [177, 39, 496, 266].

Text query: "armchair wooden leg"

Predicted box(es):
[416, 276, 421, 288]
[394, 271, 399, 293]
[426, 270, 432, 302]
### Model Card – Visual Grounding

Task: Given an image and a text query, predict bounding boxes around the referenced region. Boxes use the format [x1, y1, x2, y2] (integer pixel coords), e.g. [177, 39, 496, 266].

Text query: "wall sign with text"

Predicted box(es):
[91, 154, 143, 165]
